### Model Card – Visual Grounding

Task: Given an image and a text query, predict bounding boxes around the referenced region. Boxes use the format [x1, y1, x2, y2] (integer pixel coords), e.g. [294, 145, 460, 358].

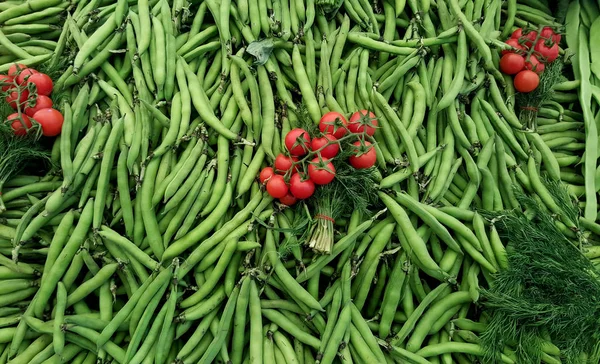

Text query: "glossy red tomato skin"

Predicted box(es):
[540, 27, 561, 43]
[26, 73, 53, 96]
[524, 55, 545, 74]
[499, 53, 525, 75]
[511, 28, 523, 39]
[16, 69, 37, 85]
[319, 112, 348, 138]
[534, 40, 559, 63]
[279, 193, 297, 206]
[24, 95, 53, 117]
[0, 75, 13, 91]
[308, 158, 336, 185]
[266, 175, 289, 198]
[274, 154, 298, 174]
[523, 30, 538, 47]
[8, 64, 27, 77]
[349, 141, 377, 169]
[259, 167, 274, 184]
[289, 173, 315, 199]
[514, 70, 540, 93]
[311, 134, 340, 159]
[33, 108, 64, 137]
[348, 110, 377, 136]
[7, 113, 32, 136]
[502, 39, 525, 55]
[285, 128, 311, 156]
[6, 89, 29, 109]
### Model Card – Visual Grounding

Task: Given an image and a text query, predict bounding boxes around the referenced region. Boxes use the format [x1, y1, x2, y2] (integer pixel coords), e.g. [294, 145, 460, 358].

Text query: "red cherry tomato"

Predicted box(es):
[523, 30, 538, 47]
[26, 73, 53, 96]
[33, 108, 63, 137]
[24, 95, 53, 117]
[7, 113, 32, 136]
[502, 39, 525, 55]
[308, 158, 335, 185]
[499, 53, 525, 75]
[0, 75, 14, 92]
[319, 111, 348, 138]
[274, 154, 298, 174]
[348, 110, 378, 136]
[8, 64, 27, 77]
[540, 27, 561, 43]
[259, 167, 274, 184]
[524, 55, 545, 74]
[311, 134, 340, 159]
[284, 128, 311, 156]
[511, 28, 523, 39]
[513, 70, 540, 93]
[289, 173, 315, 199]
[16, 68, 37, 85]
[5, 89, 29, 109]
[279, 193, 297, 206]
[349, 141, 377, 169]
[534, 40, 559, 63]
[266, 175, 289, 198]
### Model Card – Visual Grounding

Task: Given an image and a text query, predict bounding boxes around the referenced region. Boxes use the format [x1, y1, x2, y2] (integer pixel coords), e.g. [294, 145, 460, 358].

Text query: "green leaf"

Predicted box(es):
[247, 39, 274, 65]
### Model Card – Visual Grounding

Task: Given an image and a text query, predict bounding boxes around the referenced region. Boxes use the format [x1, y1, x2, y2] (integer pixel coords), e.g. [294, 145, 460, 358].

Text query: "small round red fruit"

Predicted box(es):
[279, 193, 297, 206]
[502, 39, 525, 55]
[26, 73, 53, 96]
[259, 167, 274, 184]
[16, 68, 37, 85]
[348, 110, 377, 136]
[524, 55, 545, 74]
[311, 134, 340, 159]
[7, 113, 32, 136]
[319, 111, 348, 138]
[6, 89, 29, 109]
[285, 128, 311, 156]
[289, 173, 315, 199]
[8, 64, 27, 77]
[499, 53, 525, 75]
[24, 95, 53, 117]
[266, 175, 289, 198]
[308, 158, 335, 185]
[534, 40, 559, 63]
[33, 108, 63, 137]
[0, 75, 13, 92]
[274, 154, 298, 174]
[349, 141, 377, 169]
[514, 70, 540, 93]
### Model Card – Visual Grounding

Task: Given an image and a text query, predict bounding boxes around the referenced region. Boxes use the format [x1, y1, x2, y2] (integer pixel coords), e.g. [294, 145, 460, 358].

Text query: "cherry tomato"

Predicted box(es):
[502, 39, 525, 55]
[284, 128, 311, 156]
[33, 108, 63, 137]
[266, 175, 289, 198]
[499, 53, 525, 75]
[308, 157, 335, 185]
[8, 64, 27, 77]
[0, 75, 13, 92]
[279, 193, 297, 206]
[511, 28, 523, 39]
[7, 113, 32, 136]
[319, 111, 348, 138]
[26, 73, 53, 96]
[540, 26, 561, 43]
[16, 68, 37, 85]
[5, 89, 29, 109]
[524, 55, 545, 74]
[523, 30, 538, 47]
[513, 70, 540, 93]
[259, 167, 274, 184]
[289, 173, 315, 199]
[311, 134, 340, 159]
[349, 141, 377, 169]
[534, 40, 559, 63]
[274, 154, 298, 174]
[348, 110, 378, 136]
[24, 95, 53, 117]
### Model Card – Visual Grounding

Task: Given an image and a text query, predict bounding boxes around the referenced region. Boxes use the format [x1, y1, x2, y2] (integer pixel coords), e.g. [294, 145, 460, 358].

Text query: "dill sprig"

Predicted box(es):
[479, 181, 600, 364]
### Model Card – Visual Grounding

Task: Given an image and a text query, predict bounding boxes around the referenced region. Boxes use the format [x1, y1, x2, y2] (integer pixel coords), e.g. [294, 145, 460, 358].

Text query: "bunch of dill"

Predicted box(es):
[479, 179, 600, 364]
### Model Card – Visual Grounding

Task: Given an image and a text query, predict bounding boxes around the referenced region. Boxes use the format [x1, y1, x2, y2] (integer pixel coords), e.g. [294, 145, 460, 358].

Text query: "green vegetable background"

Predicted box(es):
[0, 0, 599, 363]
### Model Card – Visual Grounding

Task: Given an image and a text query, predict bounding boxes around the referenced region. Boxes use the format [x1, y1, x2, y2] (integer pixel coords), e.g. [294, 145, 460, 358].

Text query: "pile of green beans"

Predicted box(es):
[0, 0, 597, 363]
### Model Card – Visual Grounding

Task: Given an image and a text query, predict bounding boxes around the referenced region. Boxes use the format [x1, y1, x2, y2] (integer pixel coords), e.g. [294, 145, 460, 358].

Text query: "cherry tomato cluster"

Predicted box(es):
[0, 63, 63, 137]
[499, 26, 561, 93]
[260, 110, 379, 205]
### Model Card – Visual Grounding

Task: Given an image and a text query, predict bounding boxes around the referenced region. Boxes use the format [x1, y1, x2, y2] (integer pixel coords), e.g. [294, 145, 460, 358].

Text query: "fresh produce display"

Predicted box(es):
[1, 0, 600, 364]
